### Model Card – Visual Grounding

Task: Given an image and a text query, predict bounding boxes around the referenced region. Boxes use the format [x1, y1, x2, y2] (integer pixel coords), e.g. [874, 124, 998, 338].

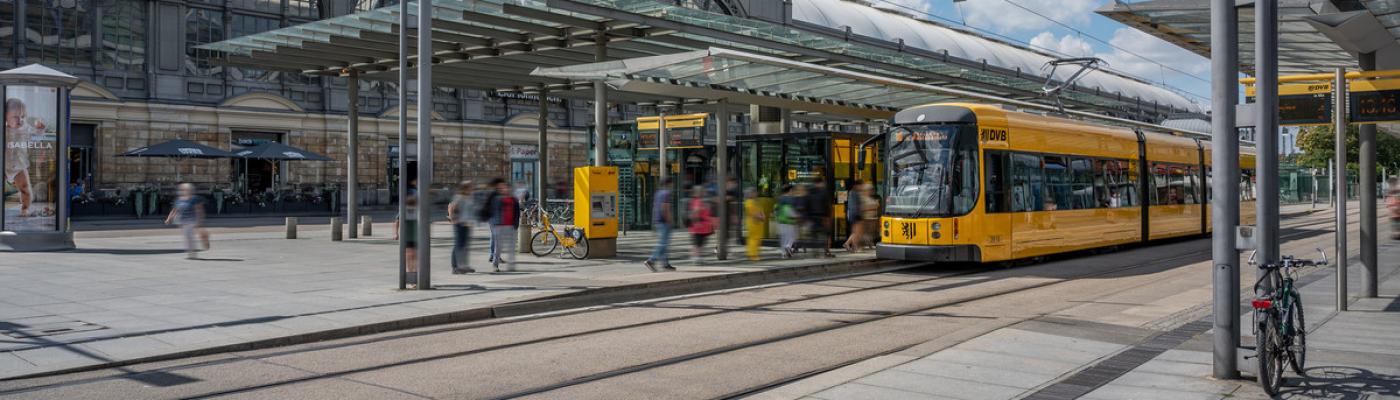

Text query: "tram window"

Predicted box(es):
[1043, 156, 1070, 211]
[1123, 160, 1139, 207]
[1070, 158, 1094, 210]
[985, 152, 1010, 213]
[1011, 153, 1043, 212]
[951, 136, 980, 215]
[1185, 166, 1200, 204]
[1241, 168, 1257, 201]
[1206, 167, 1213, 201]
[1097, 159, 1128, 208]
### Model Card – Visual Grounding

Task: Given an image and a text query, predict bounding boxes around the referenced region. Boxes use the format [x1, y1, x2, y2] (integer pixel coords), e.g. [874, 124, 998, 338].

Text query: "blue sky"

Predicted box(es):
[875, 0, 1212, 107]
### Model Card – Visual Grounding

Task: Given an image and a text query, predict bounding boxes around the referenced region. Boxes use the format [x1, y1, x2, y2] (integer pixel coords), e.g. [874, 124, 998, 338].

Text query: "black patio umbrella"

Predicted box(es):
[118, 139, 235, 181]
[119, 139, 236, 159]
[232, 142, 331, 161]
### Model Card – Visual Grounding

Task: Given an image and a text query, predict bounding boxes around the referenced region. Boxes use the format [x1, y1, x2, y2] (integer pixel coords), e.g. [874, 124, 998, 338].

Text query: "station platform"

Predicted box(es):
[756, 202, 1398, 400]
[0, 217, 877, 380]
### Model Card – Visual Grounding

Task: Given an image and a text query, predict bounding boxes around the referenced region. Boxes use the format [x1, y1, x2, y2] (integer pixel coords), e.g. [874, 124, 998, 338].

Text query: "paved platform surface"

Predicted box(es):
[0, 215, 870, 379]
[759, 202, 1400, 400]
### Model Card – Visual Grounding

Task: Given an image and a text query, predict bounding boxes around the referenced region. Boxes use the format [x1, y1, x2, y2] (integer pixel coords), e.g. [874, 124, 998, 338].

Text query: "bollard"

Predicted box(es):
[285, 217, 298, 239]
[518, 225, 532, 254]
[361, 215, 373, 237]
[331, 217, 343, 241]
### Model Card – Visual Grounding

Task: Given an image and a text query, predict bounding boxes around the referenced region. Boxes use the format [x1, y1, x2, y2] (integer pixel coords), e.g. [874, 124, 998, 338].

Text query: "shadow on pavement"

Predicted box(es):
[62, 248, 185, 255]
[1283, 365, 1400, 399]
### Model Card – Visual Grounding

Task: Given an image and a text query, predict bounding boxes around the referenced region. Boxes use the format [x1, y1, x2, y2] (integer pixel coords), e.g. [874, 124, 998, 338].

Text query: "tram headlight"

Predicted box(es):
[931, 222, 941, 231]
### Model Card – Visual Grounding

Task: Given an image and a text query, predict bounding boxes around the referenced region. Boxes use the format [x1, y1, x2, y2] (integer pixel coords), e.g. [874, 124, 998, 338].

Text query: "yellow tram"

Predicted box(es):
[875, 103, 1257, 262]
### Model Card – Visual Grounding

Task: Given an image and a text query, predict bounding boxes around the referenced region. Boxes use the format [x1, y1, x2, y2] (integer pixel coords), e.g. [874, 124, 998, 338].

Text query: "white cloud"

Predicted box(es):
[959, 0, 1103, 34]
[1096, 28, 1209, 81]
[1029, 31, 1094, 57]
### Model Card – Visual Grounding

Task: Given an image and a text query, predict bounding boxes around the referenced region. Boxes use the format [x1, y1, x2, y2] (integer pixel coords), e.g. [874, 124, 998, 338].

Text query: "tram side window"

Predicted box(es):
[1184, 166, 1200, 205]
[1043, 156, 1071, 211]
[1241, 168, 1257, 201]
[1011, 153, 1044, 212]
[951, 136, 981, 215]
[985, 152, 1010, 213]
[1098, 159, 1135, 208]
[1070, 158, 1094, 210]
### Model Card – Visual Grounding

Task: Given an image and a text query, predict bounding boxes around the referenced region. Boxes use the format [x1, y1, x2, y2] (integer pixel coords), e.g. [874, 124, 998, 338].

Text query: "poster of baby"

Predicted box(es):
[4, 85, 59, 232]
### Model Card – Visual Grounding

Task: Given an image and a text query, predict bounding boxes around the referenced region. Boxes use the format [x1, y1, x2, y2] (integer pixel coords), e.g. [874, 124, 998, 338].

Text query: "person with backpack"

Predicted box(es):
[687, 185, 716, 265]
[644, 177, 675, 272]
[471, 181, 495, 263]
[775, 184, 802, 259]
[446, 181, 476, 274]
[485, 179, 521, 272]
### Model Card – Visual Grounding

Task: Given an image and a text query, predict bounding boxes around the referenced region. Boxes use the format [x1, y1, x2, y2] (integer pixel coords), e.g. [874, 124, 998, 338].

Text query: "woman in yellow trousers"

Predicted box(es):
[744, 188, 767, 261]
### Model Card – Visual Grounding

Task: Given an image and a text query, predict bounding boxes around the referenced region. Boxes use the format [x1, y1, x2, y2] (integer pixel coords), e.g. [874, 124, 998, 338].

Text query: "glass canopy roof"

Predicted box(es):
[197, 0, 1204, 122]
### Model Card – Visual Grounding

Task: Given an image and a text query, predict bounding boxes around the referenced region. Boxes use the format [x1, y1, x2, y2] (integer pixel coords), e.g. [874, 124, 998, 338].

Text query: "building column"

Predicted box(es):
[346, 70, 360, 239]
[538, 88, 549, 202]
[1359, 51, 1379, 298]
[396, 0, 409, 290]
[1334, 68, 1349, 311]
[1210, 0, 1240, 378]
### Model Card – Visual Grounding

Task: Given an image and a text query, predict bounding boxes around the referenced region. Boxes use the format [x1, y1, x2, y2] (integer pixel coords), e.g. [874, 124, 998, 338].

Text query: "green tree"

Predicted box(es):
[1294, 125, 1400, 171]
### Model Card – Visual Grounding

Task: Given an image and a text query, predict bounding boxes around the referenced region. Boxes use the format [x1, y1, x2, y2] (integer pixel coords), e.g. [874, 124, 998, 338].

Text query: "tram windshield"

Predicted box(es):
[885, 124, 979, 218]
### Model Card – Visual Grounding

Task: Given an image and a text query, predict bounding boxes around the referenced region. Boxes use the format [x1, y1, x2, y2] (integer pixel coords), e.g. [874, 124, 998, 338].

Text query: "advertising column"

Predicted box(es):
[4, 85, 59, 232]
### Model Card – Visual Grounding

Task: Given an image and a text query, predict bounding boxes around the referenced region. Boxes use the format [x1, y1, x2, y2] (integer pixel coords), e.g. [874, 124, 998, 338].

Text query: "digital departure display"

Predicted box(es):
[1278, 94, 1331, 126]
[1351, 89, 1400, 123]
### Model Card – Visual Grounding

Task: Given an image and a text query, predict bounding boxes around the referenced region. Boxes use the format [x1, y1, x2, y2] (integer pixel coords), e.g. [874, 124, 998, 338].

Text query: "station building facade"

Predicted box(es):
[0, 0, 655, 205]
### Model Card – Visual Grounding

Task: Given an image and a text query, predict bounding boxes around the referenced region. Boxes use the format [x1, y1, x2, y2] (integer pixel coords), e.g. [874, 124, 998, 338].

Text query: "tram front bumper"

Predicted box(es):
[876, 244, 980, 262]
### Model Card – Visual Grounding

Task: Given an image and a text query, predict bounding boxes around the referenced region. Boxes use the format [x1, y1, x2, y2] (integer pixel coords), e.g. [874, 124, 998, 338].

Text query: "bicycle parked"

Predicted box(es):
[1249, 248, 1326, 395]
[530, 205, 589, 259]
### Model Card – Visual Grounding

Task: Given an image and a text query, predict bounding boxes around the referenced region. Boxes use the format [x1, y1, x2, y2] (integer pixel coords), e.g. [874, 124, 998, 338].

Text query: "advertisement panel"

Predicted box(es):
[3, 85, 59, 232]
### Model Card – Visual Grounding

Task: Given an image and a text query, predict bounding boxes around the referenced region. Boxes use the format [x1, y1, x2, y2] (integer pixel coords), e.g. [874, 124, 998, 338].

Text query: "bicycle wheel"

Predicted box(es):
[1256, 315, 1285, 396]
[1288, 292, 1307, 374]
[531, 230, 558, 257]
[566, 232, 589, 260]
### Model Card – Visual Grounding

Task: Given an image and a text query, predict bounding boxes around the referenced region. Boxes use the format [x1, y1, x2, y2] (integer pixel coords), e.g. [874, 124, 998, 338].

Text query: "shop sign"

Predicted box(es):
[510, 144, 539, 161]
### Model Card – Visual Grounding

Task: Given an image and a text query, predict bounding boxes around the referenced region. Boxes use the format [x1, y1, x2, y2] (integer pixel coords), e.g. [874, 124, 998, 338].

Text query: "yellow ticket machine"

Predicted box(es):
[574, 166, 619, 258]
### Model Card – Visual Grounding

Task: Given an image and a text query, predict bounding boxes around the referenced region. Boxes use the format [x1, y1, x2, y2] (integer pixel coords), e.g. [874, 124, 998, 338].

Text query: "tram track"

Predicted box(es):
[0, 208, 1360, 400]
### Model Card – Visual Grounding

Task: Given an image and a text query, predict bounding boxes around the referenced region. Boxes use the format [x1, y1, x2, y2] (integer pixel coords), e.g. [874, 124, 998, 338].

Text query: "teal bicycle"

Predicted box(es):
[1249, 248, 1326, 395]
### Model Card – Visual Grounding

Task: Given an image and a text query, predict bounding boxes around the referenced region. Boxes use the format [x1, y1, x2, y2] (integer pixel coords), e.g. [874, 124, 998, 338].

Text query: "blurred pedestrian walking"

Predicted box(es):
[472, 182, 495, 263]
[644, 177, 675, 272]
[807, 181, 834, 257]
[486, 179, 521, 272]
[687, 185, 716, 265]
[1388, 177, 1400, 240]
[842, 180, 864, 252]
[395, 195, 419, 287]
[164, 183, 208, 259]
[775, 184, 801, 259]
[447, 181, 476, 274]
[743, 188, 765, 261]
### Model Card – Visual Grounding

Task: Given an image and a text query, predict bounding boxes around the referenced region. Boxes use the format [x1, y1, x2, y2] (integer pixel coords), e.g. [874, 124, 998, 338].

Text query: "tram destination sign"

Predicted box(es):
[1246, 79, 1400, 125]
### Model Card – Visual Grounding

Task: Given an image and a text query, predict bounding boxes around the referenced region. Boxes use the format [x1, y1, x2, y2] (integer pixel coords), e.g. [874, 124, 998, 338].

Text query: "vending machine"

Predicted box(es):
[574, 166, 619, 258]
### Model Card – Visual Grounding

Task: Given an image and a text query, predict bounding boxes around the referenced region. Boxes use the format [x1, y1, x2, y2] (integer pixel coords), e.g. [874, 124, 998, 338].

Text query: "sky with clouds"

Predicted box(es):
[870, 0, 1212, 107]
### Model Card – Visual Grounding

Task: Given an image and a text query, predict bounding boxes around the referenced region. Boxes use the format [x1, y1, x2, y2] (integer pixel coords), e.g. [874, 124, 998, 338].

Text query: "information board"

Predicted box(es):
[1351, 89, 1400, 123]
[637, 114, 707, 150]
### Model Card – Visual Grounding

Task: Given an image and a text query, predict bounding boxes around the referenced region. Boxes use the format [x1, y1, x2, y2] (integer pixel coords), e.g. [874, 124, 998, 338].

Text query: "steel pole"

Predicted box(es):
[1255, 0, 1280, 269]
[347, 70, 360, 240]
[1359, 52, 1378, 298]
[396, 0, 408, 290]
[658, 110, 668, 184]
[593, 35, 607, 168]
[1335, 67, 1349, 311]
[716, 98, 730, 260]
[1210, 0, 1240, 379]
[538, 88, 549, 203]
[416, 0, 432, 290]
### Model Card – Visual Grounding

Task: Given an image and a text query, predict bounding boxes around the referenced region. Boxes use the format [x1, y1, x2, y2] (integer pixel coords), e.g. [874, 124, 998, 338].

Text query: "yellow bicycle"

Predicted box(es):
[530, 209, 589, 259]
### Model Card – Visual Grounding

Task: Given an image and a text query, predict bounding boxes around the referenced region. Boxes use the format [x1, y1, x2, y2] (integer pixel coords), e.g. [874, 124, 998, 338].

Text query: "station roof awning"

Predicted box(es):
[533, 47, 1210, 137]
[196, 0, 1204, 123]
[1097, 0, 1400, 74]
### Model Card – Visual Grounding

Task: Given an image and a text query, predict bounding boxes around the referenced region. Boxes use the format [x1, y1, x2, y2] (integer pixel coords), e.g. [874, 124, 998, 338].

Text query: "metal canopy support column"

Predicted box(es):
[347, 70, 360, 240]
[1256, 0, 1280, 269]
[416, 0, 433, 290]
[1209, 0, 1240, 380]
[659, 109, 669, 184]
[539, 88, 549, 202]
[1335, 67, 1349, 311]
[1359, 52, 1378, 299]
[593, 35, 608, 168]
[716, 98, 730, 260]
[396, 0, 408, 290]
